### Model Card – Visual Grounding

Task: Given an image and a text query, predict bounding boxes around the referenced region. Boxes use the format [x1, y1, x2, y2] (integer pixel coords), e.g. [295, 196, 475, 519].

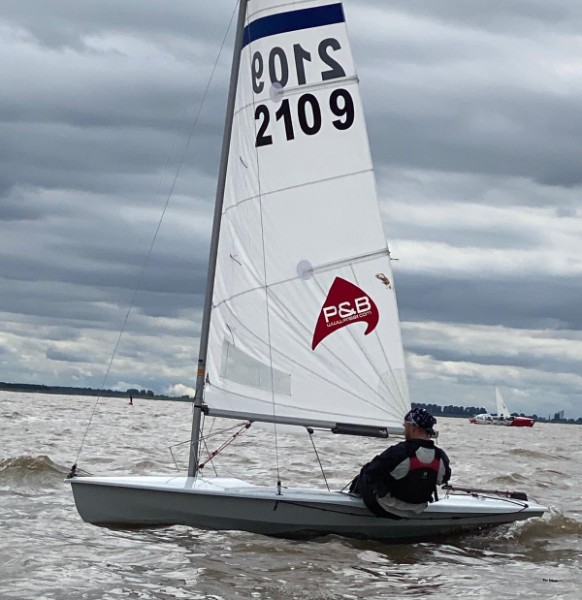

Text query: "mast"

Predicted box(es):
[188, 0, 249, 477]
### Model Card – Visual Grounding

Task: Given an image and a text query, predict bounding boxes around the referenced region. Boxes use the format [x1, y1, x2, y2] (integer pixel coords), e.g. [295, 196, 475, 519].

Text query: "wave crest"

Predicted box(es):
[0, 455, 69, 478]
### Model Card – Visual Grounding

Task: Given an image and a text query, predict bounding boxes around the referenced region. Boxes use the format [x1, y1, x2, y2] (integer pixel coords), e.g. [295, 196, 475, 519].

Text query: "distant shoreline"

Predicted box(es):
[2, 381, 579, 423]
[0, 381, 191, 402]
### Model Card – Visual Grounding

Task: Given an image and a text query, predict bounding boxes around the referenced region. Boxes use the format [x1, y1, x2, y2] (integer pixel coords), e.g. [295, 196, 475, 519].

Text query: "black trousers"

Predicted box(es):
[349, 475, 402, 519]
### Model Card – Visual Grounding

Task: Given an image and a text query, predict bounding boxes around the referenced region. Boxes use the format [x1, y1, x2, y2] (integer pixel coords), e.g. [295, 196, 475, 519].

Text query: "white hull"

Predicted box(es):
[68, 476, 546, 541]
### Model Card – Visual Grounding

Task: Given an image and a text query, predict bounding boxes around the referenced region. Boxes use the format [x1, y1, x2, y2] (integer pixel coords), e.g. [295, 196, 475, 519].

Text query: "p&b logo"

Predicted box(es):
[322, 296, 373, 324]
[311, 277, 379, 350]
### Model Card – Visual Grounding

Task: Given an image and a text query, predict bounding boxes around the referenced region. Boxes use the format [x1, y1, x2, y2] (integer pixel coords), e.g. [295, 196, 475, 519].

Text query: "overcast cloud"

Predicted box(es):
[1, 0, 581, 419]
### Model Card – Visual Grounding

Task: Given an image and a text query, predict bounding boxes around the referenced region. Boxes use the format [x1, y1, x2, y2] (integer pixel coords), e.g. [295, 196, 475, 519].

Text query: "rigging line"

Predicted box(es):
[202, 421, 246, 440]
[201, 436, 220, 476]
[169, 443, 185, 472]
[199, 402, 215, 472]
[348, 262, 409, 411]
[199, 419, 252, 476]
[71, 4, 239, 466]
[340, 480, 354, 493]
[245, 27, 282, 492]
[199, 422, 252, 469]
[307, 428, 330, 491]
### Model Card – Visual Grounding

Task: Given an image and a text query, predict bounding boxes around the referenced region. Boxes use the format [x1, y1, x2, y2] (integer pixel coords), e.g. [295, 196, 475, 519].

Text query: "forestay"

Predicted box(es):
[204, 0, 409, 433]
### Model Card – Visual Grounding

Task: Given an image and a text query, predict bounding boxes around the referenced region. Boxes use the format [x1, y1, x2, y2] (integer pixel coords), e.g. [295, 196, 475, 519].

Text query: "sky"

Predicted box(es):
[1, 0, 581, 419]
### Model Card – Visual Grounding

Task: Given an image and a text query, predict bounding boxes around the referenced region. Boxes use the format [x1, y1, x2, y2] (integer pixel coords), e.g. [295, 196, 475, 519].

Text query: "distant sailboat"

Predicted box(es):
[470, 388, 535, 427]
[68, 0, 544, 540]
[495, 387, 511, 419]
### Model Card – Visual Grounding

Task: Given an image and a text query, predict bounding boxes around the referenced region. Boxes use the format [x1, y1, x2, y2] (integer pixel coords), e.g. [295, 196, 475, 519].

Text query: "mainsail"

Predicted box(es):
[495, 388, 512, 419]
[204, 0, 410, 432]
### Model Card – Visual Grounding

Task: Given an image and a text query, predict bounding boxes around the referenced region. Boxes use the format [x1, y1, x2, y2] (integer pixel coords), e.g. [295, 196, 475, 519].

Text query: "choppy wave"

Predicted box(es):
[1, 411, 25, 420]
[0, 455, 69, 481]
[488, 473, 528, 486]
[517, 510, 582, 539]
[472, 508, 582, 555]
[507, 448, 575, 463]
[506, 448, 549, 459]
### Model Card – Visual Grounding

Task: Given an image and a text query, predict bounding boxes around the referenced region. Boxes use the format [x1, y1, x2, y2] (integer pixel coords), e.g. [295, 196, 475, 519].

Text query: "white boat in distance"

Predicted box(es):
[470, 388, 535, 427]
[68, 0, 545, 540]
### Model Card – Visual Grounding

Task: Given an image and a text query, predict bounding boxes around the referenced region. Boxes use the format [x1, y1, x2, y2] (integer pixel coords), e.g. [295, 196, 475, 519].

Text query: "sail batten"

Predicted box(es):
[212, 247, 391, 310]
[234, 75, 359, 114]
[204, 0, 410, 433]
[222, 166, 373, 214]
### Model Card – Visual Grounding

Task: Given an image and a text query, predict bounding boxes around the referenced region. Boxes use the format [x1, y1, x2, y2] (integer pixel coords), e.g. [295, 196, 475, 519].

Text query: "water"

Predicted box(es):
[1, 391, 581, 599]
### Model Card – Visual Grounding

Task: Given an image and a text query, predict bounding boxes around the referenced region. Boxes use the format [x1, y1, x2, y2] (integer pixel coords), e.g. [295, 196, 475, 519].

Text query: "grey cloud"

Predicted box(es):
[1, 0, 236, 50]
[397, 272, 582, 331]
[366, 91, 582, 188]
[362, 0, 582, 34]
[0, 196, 49, 221]
[377, 167, 582, 212]
[0, 123, 221, 199]
[46, 347, 89, 363]
[406, 344, 581, 379]
[349, 5, 582, 189]
[387, 219, 541, 251]
[0, 259, 206, 324]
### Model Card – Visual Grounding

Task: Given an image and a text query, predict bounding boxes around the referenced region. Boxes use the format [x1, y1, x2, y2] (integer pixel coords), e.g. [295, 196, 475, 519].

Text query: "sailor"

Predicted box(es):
[350, 407, 451, 518]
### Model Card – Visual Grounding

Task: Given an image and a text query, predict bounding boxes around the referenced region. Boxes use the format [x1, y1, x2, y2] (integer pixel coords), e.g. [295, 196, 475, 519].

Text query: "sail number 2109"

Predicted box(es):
[255, 89, 354, 147]
[252, 39, 346, 92]
[251, 38, 355, 147]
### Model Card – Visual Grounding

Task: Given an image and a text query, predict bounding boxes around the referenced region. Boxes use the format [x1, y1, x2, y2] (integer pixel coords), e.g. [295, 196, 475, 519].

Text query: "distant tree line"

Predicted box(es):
[412, 403, 487, 418]
[0, 381, 192, 400]
[412, 402, 582, 424]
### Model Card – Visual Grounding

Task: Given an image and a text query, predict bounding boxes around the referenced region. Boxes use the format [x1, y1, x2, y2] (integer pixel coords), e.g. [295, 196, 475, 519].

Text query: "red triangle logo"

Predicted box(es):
[311, 277, 379, 350]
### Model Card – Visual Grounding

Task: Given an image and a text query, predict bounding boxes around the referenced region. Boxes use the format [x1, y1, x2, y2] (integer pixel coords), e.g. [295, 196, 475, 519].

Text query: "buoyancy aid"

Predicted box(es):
[387, 447, 443, 505]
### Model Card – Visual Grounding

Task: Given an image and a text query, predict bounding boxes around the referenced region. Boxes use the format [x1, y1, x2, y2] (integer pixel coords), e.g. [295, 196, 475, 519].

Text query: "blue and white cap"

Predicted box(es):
[404, 407, 437, 436]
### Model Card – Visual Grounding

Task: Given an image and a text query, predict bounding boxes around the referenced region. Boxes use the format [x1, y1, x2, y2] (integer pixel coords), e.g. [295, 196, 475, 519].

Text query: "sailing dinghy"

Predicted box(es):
[470, 388, 535, 427]
[68, 0, 546, 540]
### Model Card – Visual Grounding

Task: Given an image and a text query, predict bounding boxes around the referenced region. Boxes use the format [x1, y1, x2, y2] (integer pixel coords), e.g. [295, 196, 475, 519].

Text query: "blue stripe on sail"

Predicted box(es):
[242, 3, 345, 48]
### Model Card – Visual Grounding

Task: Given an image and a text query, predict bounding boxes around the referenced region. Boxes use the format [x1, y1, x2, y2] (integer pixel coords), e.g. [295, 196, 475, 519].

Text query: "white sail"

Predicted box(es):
[495, 388, 512, 419]
[204, 0, 409, 431]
